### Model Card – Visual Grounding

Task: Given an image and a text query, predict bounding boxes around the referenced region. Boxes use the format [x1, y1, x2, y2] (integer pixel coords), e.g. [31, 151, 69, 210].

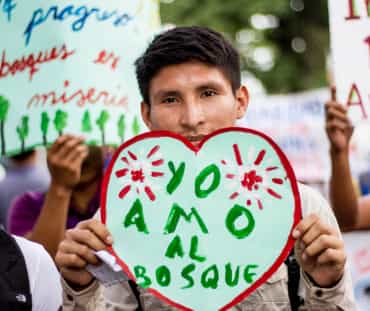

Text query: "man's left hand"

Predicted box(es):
[292, 214, 346, 287]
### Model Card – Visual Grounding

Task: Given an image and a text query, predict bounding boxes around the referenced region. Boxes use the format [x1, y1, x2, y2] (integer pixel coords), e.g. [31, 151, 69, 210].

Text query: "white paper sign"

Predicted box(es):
[0, 0, 160, 156]
[328, 0, 370, 122]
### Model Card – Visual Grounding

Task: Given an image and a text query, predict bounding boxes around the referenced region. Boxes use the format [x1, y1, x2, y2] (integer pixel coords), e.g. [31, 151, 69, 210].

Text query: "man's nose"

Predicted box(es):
[180, 101, 205, 129]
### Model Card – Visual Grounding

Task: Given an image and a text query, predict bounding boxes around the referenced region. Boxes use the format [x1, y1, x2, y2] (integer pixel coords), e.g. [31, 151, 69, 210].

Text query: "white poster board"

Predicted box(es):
[0, 0, 160, 156]
[328, 0, 370, 122]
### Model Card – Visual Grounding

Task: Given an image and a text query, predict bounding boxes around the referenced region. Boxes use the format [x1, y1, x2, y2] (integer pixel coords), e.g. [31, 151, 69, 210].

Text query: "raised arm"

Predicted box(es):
[325, 90, 370, 231]
[28, 135, 88, 258]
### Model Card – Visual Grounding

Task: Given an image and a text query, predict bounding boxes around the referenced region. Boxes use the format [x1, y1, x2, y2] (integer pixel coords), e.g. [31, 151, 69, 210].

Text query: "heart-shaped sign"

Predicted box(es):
[101, 127, 301, 311]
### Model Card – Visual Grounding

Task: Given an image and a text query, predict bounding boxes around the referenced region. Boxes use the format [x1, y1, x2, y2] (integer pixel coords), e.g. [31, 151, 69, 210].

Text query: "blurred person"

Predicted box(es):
[325, 88, 370, 231]
[0, 149, 50, 229]
[0, 227, 62, 310]
[56, 27, 355, 310]
[8, 135, 104, 259]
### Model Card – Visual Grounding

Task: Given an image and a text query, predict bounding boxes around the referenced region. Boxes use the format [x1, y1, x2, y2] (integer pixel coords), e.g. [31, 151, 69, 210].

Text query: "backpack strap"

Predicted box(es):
[128, 280, 143, 311]
[285, 248, 304, 311]
[0, 230, 32, 311]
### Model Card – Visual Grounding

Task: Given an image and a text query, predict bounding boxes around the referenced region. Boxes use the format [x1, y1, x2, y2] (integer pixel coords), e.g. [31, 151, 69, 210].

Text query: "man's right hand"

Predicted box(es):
[325, 96, 354, 154]
[55, 219, 114, 287]
[47, 135, 88, 191]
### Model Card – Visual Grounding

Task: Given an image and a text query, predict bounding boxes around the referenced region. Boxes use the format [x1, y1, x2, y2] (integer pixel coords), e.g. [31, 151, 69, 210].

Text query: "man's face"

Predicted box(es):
[141, 61, 249, 146]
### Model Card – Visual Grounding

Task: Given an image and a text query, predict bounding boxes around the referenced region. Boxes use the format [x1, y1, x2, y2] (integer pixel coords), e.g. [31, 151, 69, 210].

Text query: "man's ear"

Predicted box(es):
[235, 85, 249, 119]
[141, 101, 152, 130]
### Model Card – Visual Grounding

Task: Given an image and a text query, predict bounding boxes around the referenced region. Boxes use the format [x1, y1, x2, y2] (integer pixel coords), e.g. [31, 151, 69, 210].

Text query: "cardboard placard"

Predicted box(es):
[0, 0, 160, 155]
[101, 128, 301, 311]
[329, 0, 370, 122]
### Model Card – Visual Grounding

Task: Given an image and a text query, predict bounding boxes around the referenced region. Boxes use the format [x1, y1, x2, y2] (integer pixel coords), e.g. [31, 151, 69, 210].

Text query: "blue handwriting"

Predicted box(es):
[0, 0, 16, 22]
[23, 4, 133, 46]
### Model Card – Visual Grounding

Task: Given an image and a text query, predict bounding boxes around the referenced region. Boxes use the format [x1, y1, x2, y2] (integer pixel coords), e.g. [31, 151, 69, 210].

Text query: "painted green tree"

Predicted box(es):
[117, 114, 126, 143]
[132, 116, 140, 136]
[41, 111, 50, 146]
[0, 95, 10, 155]
[82, 110, 92, 133]
[96, 110, 110, 145]
[54, 110, 68, 136]
[16, 116, 29, 152]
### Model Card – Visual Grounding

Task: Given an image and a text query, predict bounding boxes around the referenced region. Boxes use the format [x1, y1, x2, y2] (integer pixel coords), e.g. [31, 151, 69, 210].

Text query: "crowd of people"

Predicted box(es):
[0, 26, 365, 310]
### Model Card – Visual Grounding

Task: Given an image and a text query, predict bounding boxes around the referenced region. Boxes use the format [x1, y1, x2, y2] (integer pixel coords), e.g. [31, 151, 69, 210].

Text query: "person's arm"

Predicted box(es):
[325, 90, 370, 231]
[56, 219, 139, 310]
[28, 135, 88, 258]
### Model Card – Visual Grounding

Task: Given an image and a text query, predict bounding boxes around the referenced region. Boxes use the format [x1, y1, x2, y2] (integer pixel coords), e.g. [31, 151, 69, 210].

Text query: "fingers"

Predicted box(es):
[303, 234, 343, 259]
[292, 214, 320, 239]
[75, 219, 113, 245]
[64, 144, 89, 164]
[58, 239, 100, 265]
[317, 248, 346, 265]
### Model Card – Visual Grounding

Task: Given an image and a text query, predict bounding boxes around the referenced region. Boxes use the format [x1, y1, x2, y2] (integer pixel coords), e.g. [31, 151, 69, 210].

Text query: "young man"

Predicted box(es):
[325, 89, 370, 231]
[56, 27, 355, 310]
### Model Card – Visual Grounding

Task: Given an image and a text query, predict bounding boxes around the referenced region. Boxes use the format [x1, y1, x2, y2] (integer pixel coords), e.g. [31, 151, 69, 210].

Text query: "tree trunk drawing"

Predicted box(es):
[0, 121, 5, 155]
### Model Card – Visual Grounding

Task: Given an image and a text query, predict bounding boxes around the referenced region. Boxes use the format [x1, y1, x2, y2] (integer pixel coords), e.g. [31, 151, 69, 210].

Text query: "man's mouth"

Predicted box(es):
[185, 135, 206, 145]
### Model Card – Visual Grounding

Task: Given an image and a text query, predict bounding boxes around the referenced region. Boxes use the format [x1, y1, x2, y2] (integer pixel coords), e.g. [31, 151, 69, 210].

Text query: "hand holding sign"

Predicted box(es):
[101, 128, 301, 311]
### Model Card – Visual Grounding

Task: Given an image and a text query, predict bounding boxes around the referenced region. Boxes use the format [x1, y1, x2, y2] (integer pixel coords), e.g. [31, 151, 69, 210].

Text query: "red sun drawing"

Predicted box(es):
[114, 145, 165, 202]
[222, 143, 285, 210]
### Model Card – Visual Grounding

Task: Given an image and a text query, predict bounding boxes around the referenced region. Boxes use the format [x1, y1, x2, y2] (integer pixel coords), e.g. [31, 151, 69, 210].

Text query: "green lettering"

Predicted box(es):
[165, 235, 185, 259]
[225, 263, 240, 287]
[244, 264, 258, 284]
[189, 236, 206, 262]
[123, 199, 149, 234]
[195, 164, 221, 199]
[167, 161, 185, 194]
[156, 265, 171, 287]
[134, 265, 152, 288]
[181, 263, 196, 289]
[201, 264, 219, 289]
[164, 203, 208, 234]
[226, 204, 255, 239]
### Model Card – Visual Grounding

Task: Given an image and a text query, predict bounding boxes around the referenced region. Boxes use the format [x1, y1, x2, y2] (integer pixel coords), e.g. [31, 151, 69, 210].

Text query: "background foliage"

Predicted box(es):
[160, 0, 330, 94]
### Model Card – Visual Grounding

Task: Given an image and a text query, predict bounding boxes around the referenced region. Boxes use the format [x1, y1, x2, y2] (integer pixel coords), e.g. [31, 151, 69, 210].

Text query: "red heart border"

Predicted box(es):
[101, 127, 302, 311]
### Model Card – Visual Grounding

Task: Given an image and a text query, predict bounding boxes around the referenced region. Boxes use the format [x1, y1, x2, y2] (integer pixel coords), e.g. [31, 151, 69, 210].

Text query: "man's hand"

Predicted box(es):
[325, 88, 353, 154]
[47, 135, 88, 191]
[292, 214, 346, 288]
[55, 219, 113, 287]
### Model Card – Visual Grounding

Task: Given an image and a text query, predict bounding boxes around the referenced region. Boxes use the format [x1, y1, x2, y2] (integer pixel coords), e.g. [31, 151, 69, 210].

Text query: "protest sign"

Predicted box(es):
[101, 128, 301, 311]
[0, 0, 160, 155]
[240, 89, 331, 183]
[343, 232, 370, 310]
[328, 0, 370, 122]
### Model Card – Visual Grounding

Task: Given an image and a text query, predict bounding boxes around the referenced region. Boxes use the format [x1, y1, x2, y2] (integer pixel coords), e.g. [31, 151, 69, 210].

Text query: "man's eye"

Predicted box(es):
[162, 97, 177, 104]
[202, 90, 217, 97]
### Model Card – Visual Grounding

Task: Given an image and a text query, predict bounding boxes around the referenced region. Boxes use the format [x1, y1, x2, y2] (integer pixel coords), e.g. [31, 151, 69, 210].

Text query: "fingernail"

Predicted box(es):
[292, 230, 300, 239]
[106, 235, 113, 244]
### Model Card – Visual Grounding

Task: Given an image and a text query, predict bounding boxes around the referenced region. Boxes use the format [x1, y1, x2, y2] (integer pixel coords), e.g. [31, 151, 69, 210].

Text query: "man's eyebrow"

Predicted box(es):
[196, 82, 225, 92]
[153, 90, 182, 100]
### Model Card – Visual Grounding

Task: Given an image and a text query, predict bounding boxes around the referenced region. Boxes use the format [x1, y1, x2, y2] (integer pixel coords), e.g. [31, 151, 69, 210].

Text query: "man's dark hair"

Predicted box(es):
[135, 26, 241, 104]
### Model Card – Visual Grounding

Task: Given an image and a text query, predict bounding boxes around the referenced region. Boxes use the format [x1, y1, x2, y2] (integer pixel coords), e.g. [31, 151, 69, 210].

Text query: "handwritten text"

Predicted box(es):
[24, 4, 133, 46]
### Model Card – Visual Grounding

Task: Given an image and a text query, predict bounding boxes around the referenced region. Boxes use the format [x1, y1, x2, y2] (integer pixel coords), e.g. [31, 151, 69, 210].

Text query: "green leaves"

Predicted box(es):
[96, 110, 110, 131]
[54, 110, 68, 135]
[82, 110, 93, 133]
[0, 95, 10, 122]
[16, 115, 29, 140]
[118, 114, 126, 141]
[132, 115, 140, 136]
